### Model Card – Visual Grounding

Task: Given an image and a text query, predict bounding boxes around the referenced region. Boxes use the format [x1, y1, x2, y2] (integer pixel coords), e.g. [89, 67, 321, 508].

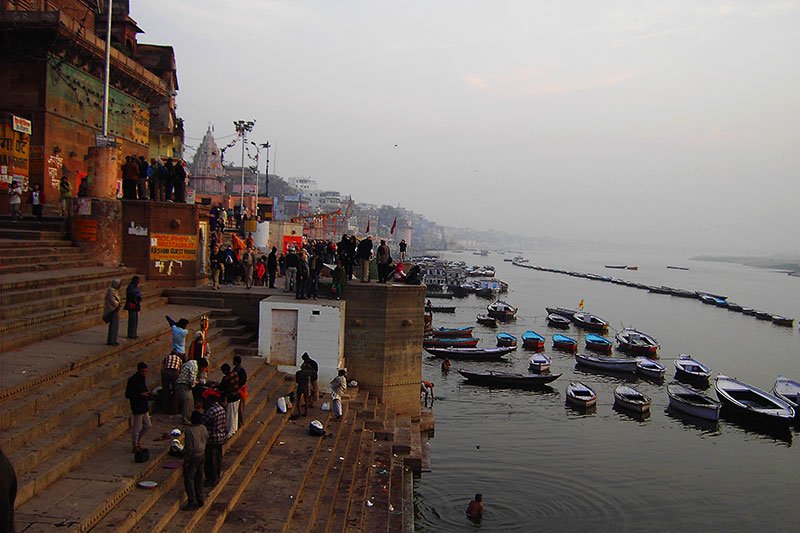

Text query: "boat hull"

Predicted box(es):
[546, 314, 571, 329]
[614, 391, 651, 413]
[575, 353, 637, 373]
[431, 327, 474, 338]
[585, 340, 612, 354]
[667, 385, 721, 421]
[459, 370, 561, 388]
[715, 376, 795, 426]
[424, 346, 514, 360]
[423, 337, 479, 348]
[565, 382, 597, 408]
[476, 315, 498, 327]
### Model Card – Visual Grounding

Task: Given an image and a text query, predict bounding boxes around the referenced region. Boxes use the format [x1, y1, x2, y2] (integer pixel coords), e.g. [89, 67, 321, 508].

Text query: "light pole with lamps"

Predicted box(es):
[249, 141, 271, 218]
[233, 119, 256, 214]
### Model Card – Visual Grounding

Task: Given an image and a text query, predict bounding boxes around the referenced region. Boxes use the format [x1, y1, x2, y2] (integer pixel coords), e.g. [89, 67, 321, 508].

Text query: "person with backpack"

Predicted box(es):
[223, 245, 236, 285]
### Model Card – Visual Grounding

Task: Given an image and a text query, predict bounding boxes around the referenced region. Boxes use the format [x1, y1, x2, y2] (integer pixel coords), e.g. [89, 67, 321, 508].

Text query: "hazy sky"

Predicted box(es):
[132, 1, 799, 255]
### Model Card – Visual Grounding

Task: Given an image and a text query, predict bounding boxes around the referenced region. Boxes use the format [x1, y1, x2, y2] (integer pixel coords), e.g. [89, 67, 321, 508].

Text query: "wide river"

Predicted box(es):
[414, 247, 800, 532]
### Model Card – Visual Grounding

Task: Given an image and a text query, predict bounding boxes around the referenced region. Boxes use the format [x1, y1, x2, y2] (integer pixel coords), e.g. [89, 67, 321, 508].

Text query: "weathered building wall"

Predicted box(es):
[343, 283, 425, 416]
[121, 201, 205, 287]
[258, 297, 345, 384]
[67, 197, 123, 267]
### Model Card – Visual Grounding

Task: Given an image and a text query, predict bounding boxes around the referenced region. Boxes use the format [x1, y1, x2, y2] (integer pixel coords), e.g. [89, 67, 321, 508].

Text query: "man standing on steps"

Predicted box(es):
[267, 246, 278, 288]
[376, 239, 391, 283]
[284, 246, 298, 292]
[301, 353, 319, 407]
[233, 355, 248, 427]
[161, 351, 183, 414]
[219, 363, 240, 438]
[125, 362, 152, 453]
[166, 316, 190, 360]
[182, 410, 208, 510]
[356, 236, 373, 283]
[203, 396, 227, 487]
[176, 358, 208, 424]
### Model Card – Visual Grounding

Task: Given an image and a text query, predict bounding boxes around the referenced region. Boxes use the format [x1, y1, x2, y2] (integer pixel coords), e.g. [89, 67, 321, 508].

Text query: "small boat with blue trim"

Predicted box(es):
[521, 330, 545, 350]
[585, 333, 613, 354]
[496, 332, 517, 348]
[552, 334, 578, 352]
[528, 353, 551, 373]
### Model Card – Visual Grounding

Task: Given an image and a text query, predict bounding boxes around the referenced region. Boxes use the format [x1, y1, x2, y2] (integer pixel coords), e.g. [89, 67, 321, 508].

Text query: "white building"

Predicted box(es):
[288, 177, 318, 192]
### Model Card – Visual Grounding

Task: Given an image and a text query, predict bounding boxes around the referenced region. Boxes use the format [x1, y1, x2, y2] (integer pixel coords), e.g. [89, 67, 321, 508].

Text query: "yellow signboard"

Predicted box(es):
[150, 233, 197, 261]
[0, 122, 29, 184]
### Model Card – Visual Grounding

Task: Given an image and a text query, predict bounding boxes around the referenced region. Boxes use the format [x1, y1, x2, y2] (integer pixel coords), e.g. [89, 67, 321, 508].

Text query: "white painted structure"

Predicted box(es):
[258, 296, 345, 384]
[253, 220, 270, 249]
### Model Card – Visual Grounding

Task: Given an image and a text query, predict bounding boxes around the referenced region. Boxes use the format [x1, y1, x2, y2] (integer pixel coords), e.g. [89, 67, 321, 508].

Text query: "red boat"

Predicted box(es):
[423, 337, 480, 348]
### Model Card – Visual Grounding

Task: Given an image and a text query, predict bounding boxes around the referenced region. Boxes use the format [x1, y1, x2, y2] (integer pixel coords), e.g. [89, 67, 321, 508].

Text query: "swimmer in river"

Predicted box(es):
[441, 357, 451, 372]
[466, 493, 483, 523]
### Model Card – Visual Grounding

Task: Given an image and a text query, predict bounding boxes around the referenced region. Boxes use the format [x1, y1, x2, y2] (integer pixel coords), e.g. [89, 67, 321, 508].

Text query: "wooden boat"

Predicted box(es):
[575, 353, 637, 373]
[552, 334, 578, 352]
[521, 330, 545, 350]
[666, 265, 690, 271]
[699, 294, 722, 305]
[545, 307, 577, 320]
[667, 383, 721, 421]
[648, 286, 673, 295]
[714, 375, 795, 425]
[527, 353, 551, 373]
[772, 315, 795, 327]
[755, 311, 773, 321]
[458, 370, 561, 387]
[674, 354, 712, 382]
[487, 300, 518, 321]
[423, 337, 479, 349]
[584, 333, 612, 354]
[697, 291, 727, 300]
[427, 292, 455, 299]
[615, 328, 659, 356]
[496, 332, 517, 348]
[614, 385, 651, 413]
[431, 326, 475, 338]
[741, 307, 756, 316]
[605, 265, 628, 269]
[547, 313, 571, 329]
[476, 314, 498, 327]
[625, 266, 638, 271]
[430, 306, 456, 313]
[565, 381, 597, 408]
[772, 376, 800, 410]
[572, 312, 609, 332]
[635, 357, 666, 379]
[424, 346, 515, 360]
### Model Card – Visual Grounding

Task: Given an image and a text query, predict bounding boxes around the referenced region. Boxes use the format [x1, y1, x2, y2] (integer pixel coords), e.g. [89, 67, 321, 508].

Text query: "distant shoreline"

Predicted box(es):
[690, 255, 800, 276]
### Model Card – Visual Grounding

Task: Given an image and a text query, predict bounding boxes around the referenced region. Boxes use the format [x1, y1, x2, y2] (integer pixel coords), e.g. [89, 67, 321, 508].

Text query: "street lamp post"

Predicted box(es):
[233, 120, 255, 214]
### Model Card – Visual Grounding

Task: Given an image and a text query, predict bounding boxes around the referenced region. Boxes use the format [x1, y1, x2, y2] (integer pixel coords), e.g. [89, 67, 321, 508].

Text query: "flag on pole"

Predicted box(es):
[578, 299, 584, 310]
[365, 219, 370, 233]
[390, 217, 397, 235]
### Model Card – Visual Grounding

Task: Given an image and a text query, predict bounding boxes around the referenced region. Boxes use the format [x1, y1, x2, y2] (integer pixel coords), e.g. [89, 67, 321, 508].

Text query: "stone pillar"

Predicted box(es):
[344, 283, 425, 416]
[67, 197, 123, 267]
[86, 146, 119, 199]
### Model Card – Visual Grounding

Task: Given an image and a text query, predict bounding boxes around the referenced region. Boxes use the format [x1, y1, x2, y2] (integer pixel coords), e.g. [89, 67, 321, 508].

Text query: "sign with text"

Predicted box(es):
[150, 233, 197, 261]
[0, 122, 29, 181]
[73, 219, 98, 241]
[12, 115, 32, 135]
[282, 235, 303, 254]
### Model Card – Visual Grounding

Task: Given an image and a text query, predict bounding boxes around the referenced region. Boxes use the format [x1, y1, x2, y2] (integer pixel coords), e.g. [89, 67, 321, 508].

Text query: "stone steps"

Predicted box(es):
[0, 246, 86, 264]
[91, 363, 285, 532]
[283, 407, 359, 532]
[358, 438, 393, 532]
[0, 216, 66, 232]
[0, 266, 138, 294]
[217, 411, 335, 530]
[0, 239, 74, 249]
[342, 429, 377, 533]
[0, 258, 100, 275]
[7, 326, 238, 508]
[0, 227, 65, 240]
[307, 410, 365, 533]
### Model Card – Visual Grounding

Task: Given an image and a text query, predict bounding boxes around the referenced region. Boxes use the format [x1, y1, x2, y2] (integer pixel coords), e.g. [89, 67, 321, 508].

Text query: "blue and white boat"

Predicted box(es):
[528, 353, 551, 373]
[585, 333, 612, 354]
[496, 332, 517, 348]
[565, 381, 597, 408]
[715, 375, 795, 426]
[772, 376, 800, 412]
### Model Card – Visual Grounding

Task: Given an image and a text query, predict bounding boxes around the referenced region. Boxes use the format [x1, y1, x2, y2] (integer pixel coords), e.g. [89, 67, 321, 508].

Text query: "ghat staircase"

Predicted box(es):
[0, 217, 422, 532]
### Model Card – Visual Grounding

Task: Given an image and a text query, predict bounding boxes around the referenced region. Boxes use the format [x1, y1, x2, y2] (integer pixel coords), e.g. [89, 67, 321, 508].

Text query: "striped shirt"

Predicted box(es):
[176, 359, 198, 387]
[204, 403, 227, 445]
[163, 353, 182, 371]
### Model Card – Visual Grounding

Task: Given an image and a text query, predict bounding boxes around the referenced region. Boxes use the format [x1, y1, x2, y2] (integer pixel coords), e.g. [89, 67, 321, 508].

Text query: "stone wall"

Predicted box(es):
[343, 283, 425, 416]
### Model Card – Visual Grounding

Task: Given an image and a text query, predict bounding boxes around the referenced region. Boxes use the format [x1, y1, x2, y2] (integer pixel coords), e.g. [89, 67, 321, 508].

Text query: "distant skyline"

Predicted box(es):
[132, 1, 800, 255]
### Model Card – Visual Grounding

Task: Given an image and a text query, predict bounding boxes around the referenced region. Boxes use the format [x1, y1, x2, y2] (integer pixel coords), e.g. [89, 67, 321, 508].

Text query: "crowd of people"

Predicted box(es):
[120, 155, 188, 202]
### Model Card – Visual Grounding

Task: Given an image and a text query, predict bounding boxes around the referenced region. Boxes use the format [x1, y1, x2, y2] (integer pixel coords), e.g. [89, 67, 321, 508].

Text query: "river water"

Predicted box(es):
[414, 247, 800, 532]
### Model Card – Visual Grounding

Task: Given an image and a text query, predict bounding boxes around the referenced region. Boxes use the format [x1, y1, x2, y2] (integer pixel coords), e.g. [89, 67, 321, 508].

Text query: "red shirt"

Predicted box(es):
[122, 161, 139, 180]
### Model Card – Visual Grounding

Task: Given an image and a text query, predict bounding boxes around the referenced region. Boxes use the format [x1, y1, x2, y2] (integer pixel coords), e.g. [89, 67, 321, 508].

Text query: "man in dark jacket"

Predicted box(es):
[210, 244, 225, 289]
[284, 248, 299, 292]
[356, 236, 373, 282]
[125, 362, 152, 453]
[173, 160, 187, 203]
[267, 246, 278, 288]
[121, 156, 139, 200]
